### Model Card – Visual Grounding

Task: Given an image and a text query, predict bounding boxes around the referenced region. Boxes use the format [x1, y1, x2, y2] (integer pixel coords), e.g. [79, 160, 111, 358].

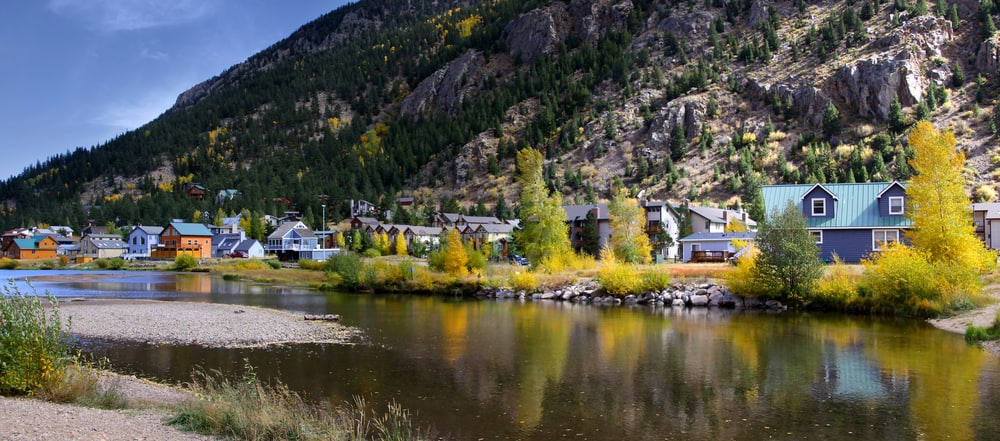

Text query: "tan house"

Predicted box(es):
[78, 234, 127, 262]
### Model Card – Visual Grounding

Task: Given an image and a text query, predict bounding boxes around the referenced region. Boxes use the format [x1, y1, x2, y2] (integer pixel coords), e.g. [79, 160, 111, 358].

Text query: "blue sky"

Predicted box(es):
[0, 0, 351, 180]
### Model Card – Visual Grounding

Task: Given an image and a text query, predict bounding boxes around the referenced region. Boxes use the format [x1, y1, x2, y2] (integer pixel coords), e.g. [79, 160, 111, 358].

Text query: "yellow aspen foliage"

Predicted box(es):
[192, 210, 202, 223]
[374, 231, 390, 254]
[608, 188, 652, 264]
[906, 121, 996, 273]
[335, 231, 346, 248]
[394, 233, 408, 255]
[457, 14, 483, 38]
[327, 117, 341, 131]
[443, 228, 469, 276]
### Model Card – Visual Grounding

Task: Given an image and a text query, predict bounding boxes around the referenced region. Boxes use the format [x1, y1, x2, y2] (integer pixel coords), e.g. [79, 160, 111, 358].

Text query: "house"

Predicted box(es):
[350, 217, 380, 230]
[686, 205, 757, 234]
[152, 222, 214, 259]
[563, 204, 611, 255]
[678, 232, 756, 262]
[215, 189, 240, 205]
[33, 225, 75, 237]
[761, 182, 911, 262]
[3, 235, 59, 260]
[433, 213, 462, 228]
[78, 234, 127, 262]
[266, 221, 318, 261]
[471, 223, 517, 257]
[213, 233, 246, 258]
[126, 226, 164, 259]
[350, 199, 376, 217]
[641, 200, 683, 261]
[1, 228, 32, 255]
[208, 215, 243, 236]
[972, 203, 1000, 250]
[232, 239, 265, 259]
[457, 215, 503, 226]
[184, 183, 209, 200]
[397, 196, 415, 207]
[402, 225, 443, 253]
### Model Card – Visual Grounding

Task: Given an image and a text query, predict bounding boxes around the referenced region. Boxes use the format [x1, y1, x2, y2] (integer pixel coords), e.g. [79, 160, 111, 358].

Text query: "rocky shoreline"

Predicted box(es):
[477, 281, 790, 310]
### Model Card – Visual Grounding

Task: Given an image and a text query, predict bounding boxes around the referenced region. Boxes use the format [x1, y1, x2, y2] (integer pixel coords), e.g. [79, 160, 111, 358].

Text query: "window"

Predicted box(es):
[873, 229, 900, 250]
[888, 196, 904, 215]
[811, 198, 826, 216]
[810, 230, 823, 244]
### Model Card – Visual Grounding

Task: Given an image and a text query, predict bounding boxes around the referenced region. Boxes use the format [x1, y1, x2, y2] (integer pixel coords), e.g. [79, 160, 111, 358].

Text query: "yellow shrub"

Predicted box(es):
[723, 246, 767, 298]
[598, 262, 641, 296]
[859, 244, 945, 316]
[639, 269, 671, 292]
[810, 255, 859, 310]
[509, 271, 539, 293]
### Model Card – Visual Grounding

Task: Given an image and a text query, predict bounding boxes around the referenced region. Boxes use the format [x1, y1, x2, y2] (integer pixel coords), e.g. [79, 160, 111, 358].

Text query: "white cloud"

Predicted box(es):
[48, 0, 217, 31]
[140, 48, 168, 60]
[90, 85, 183, 131]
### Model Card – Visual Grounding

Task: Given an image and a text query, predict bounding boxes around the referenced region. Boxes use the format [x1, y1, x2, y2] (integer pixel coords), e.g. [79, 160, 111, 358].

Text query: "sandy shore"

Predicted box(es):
[927, 288, 1000, 356]
[57, 299, 360, 348]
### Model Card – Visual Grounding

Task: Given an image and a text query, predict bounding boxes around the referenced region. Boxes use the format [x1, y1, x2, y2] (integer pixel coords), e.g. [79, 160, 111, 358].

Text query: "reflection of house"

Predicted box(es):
[678, 232, 755, 262]
[762, 182, 911, 262]
[563, 204, 611, 254]
[266, 221, 318, 261]
[4, 235, 59, 260]
[79, 234, 128, 261]
[153, 222, 214, 259]
[127, 226, 163, 259]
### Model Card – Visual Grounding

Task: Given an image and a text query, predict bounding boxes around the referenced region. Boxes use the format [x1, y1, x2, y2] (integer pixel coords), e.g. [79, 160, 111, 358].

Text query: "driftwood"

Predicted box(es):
[304, 314, 341, 321]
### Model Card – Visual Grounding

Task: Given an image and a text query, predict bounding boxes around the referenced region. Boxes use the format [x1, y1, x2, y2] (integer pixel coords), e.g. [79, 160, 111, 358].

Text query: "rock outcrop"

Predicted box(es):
[648, 97, 704, 153]
[400, 50, 486, 118]
[977, 35, 1000, 76]
[505, 3, 572, 64]
[744, 79, 831, 127]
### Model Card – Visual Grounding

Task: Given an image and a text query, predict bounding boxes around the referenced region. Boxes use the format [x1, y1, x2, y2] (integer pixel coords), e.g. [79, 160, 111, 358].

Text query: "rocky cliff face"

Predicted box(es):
[401, 50, 488, 118]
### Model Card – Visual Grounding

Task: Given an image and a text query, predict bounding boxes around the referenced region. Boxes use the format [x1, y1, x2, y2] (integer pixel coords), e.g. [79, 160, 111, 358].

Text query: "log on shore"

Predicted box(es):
[304, 314, 341, 321]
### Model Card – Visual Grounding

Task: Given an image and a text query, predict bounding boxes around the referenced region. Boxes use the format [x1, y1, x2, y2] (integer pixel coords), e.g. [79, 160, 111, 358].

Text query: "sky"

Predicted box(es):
[0, 0, 352, 180]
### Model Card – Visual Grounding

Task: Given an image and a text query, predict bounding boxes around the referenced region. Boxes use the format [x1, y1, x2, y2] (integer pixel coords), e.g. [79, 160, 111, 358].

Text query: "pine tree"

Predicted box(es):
[822, 101, 841, 138]
[889, 97, 907, 134]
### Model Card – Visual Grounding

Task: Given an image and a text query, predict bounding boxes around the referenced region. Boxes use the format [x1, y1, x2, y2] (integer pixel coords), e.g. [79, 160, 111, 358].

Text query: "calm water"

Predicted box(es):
[4, 270, 999, 440]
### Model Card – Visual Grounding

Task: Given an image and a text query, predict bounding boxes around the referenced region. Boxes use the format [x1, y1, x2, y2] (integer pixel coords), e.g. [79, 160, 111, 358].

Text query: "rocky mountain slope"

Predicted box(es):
[1, 0, 997, 228]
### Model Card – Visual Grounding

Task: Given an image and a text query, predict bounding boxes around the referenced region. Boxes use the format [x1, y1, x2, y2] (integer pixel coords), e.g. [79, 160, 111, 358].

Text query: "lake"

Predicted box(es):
[4, 270, 999, 440]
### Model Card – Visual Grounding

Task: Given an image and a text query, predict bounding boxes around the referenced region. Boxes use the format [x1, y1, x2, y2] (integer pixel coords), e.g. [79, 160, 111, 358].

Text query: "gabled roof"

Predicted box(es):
[353, 217, 379, 226]
[563, 204, 610, 221]
[461, 215, 502, 224]
[678, 232, 757, 242]
[687, 205, 758, 227]
[169, 222, 213, 237]
[234, 240, 261, 253]
[13, 238, 38, 250]
[875, 181, 906, 198]
[762, 182, 911, 229]
[438, 213, 461, 223]
[132, 226, 164, 236]
[405, 226, 442, 236]
[973, 202, 1000, 220]
[800, 183, 839, 201]
[476, 223, 516, 234]
[85, 235, 127, 249]
[268, 221, 316, 239]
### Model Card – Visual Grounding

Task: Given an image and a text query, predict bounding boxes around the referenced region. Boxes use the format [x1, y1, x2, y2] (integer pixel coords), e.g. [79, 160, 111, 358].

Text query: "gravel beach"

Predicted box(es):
[58, 299, 360, 348]
[0, 299, 361, 440]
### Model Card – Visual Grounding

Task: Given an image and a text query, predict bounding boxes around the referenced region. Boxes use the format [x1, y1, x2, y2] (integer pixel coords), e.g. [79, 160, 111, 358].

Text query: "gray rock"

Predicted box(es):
[505, 3, 571, 64]
[672, 298, 685, 307]
[690, 294, 709, 307]
[400, 50, 485, 119]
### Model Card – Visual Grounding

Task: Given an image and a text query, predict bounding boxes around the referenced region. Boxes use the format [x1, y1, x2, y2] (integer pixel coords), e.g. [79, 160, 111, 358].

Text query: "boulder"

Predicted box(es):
[977, 35, 1000, 76]
[689, 294, 710, 307]
[658, 11, 715, 37]
[826, 54, 922, 120]
[672, 298, 685, 307]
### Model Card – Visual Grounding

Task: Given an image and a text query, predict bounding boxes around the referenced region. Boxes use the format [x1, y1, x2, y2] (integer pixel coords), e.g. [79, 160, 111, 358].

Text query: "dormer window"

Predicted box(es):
[811, 198, 826, 216]
[888, 196, 904, 215]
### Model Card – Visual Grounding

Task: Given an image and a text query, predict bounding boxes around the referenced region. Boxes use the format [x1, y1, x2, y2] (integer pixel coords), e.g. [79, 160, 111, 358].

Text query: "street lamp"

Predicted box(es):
[321, 204, 326, 246]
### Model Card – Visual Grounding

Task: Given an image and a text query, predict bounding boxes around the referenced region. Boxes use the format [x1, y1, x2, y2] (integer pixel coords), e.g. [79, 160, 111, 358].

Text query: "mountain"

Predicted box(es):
[1, 0, 997, 230]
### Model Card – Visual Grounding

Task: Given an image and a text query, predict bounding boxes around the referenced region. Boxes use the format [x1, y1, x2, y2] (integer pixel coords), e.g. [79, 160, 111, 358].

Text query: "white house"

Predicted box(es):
[266, 221, 318, 261]
[641, 200, 682, 261]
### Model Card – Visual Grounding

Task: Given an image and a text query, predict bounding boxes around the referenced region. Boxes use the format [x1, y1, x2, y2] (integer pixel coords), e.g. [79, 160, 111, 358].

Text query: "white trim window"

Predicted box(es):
[811, 198, 826, 216]
[810, 230, 823, 244]
[888, 196, 904, 215]
[873, 229, 900, 251]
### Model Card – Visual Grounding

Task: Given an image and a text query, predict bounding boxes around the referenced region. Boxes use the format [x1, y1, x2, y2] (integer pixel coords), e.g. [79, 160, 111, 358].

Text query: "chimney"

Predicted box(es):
[591, 206, 600, 219]
[723, 210, 728, 221]
[742, 211, 748, 222]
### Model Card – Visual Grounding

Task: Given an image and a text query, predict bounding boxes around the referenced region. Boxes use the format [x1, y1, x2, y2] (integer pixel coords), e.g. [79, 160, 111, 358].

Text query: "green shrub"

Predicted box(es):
[107, 258, 126, 270]
[639, 269, 671, 292]
[0, 258, 18, 270]
[965, 309, 1000, 342]
[265, 259, 282, 270]
[173, 254, 198, 271]
[327, 252, 362, 288]
[465, 245, 486, 273]
[427, 250, 446, 272]
[362, 248, 382, 258]
[0, 282, 73, 395]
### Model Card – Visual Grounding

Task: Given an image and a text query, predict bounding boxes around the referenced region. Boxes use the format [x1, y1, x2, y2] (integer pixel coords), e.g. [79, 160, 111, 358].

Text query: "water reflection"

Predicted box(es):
[7, 270, 997, 440]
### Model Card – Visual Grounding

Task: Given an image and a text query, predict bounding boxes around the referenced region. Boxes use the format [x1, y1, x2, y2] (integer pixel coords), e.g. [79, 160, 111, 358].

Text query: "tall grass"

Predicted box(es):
[966, 309, 1000, 342]
[0, 281, 73, 395]
[170, 362, 431, 441]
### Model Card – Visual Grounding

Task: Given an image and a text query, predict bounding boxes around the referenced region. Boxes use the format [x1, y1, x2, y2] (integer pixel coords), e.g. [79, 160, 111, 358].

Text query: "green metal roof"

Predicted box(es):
[761, 182, 911, 229]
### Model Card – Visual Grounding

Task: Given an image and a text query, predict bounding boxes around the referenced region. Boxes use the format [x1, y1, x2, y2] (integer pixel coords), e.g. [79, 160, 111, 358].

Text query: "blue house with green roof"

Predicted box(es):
[761, 182, 911, 262]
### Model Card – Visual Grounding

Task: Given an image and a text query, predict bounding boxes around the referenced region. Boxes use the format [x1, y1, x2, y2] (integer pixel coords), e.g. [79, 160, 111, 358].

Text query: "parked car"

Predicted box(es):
[509, 254, 529, 266]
